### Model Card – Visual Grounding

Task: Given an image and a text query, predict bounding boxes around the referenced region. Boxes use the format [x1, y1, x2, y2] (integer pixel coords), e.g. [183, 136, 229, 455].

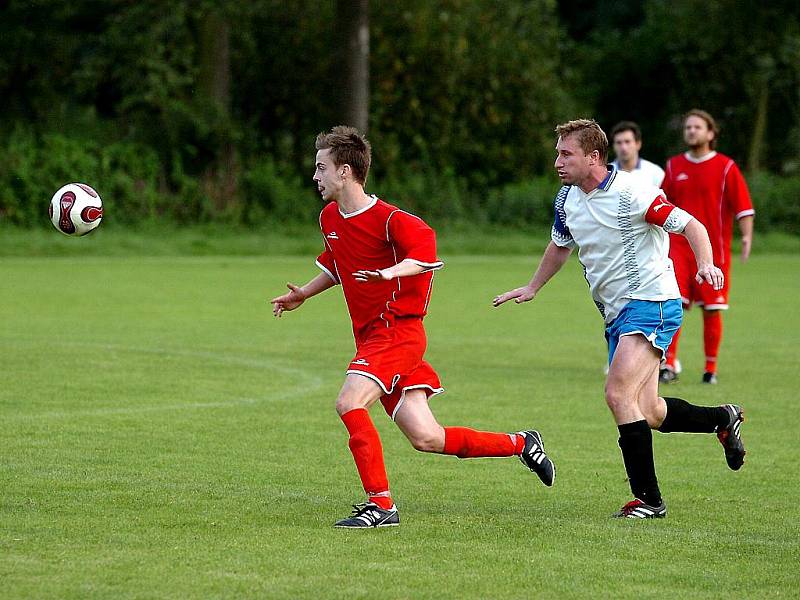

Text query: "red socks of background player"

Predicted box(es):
[443, 427, 524, 458]
[703, 310, 722, 374]
[665, 326, 682, 371]
[665, 312, 723, 375]
[340, 408, 394, 510]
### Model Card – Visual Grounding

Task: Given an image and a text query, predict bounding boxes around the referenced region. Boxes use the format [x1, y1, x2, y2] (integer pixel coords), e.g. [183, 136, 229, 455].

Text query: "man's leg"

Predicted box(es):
[636, 345, 746, 472]
[394, 390, 554, 486]
[334, 374, 399, 527]
[702, 309, 723, 381]
[606, 335, 665, 514]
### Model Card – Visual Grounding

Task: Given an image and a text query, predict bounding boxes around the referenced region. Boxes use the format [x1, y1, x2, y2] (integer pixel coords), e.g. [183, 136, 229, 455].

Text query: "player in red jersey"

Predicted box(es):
[270, 126, 554, 528]
[660, 109, 755, 384]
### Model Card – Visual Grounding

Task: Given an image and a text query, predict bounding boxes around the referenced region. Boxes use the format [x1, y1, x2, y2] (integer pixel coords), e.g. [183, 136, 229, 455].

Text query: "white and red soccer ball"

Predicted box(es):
[49, 183, 103, 236]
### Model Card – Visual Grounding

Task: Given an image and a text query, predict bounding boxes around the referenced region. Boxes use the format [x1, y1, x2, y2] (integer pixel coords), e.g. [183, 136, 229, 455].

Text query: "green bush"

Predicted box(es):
[240, 156, 320, 224]
[746, 172, 800, 235]
[484, 176, 559, 226]
[2, 125, 797, 235]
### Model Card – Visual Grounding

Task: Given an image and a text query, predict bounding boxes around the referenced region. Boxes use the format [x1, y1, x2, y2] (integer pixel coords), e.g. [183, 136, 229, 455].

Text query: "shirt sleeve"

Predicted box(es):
[551, 186, 576, 248]
[386, 210, 444, 272]
[315, 210, 339, 283]
[315, 247, 338, 283]
[724, 161, 755, 220]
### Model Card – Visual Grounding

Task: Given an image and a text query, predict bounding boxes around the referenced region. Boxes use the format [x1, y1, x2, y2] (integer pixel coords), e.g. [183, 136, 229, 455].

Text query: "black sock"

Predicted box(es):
[618, 420, 662, 507]
[658, 397, 728, 433]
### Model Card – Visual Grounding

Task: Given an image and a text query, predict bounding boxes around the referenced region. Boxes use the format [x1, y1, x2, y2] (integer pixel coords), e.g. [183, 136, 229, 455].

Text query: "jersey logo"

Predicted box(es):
[676, 172, 689, 181]
[351, 358, 369, 366]
[652, 196, 670, 212]
[326, 231, 339, 240]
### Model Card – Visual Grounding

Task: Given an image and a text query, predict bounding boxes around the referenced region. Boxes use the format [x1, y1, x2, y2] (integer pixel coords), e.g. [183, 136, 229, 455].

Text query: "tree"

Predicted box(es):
[336, 0, 370, 133]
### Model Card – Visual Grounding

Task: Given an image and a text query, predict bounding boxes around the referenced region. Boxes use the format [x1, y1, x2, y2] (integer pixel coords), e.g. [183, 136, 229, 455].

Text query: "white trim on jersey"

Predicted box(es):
[315, 260, 339, 283]
[339, 194, 378, 219]
[695, 301, 729, 311]
[391, 384, 445, 420]
[683, 151, 717, 164]
[736, 208, 755, 220]
[346, 370, 401, 395]
[406, 258, 444, 272]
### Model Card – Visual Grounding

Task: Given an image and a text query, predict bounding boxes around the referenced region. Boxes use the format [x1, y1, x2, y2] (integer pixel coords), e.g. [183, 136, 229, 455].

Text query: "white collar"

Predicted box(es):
[339, 194, 377, 218]
[684, 151, 717, 164]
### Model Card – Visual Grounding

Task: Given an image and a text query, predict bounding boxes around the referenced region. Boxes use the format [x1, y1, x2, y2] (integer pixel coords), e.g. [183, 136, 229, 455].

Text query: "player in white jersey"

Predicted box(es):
[610, 121, 665, 188]
[493, 119, 747, 519]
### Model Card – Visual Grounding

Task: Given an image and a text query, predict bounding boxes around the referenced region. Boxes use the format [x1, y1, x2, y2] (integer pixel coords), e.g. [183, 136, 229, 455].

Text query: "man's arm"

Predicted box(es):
[738, 214, 754, 262]
[680, 218, 725, 290]
[353, 258, 427, 282]
[492, 241, 573, 307]
[270, 271, 337, 317]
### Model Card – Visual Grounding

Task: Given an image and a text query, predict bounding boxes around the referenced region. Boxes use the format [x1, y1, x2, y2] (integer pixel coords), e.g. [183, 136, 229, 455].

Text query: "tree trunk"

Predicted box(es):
[198, 10, 231, 113]
[198, 8, 237, 212]
[747, 79, 769, 172]
[336, 0, 370, 133]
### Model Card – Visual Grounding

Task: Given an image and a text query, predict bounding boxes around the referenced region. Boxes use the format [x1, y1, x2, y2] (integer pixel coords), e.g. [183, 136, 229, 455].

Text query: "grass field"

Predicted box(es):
[2, 238, 799, 598]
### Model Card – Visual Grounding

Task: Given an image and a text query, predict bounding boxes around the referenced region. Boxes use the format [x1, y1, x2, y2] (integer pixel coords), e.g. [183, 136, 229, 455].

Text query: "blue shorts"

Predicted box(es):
[605, 299, 683, 364]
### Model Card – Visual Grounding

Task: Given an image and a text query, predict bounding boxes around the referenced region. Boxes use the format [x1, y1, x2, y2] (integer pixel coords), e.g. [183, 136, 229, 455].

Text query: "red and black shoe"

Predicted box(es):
[717, 404, 745, 470]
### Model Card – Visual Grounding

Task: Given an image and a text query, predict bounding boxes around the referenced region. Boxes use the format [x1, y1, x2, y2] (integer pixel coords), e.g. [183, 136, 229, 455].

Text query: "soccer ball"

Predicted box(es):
[49, 183, 104, 236]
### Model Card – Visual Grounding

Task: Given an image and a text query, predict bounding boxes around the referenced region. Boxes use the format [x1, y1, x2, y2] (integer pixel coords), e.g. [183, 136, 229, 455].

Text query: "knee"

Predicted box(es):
[336, 392, 368, 416]
[604, 382, 630, 414]
[407, 429, 444, 453]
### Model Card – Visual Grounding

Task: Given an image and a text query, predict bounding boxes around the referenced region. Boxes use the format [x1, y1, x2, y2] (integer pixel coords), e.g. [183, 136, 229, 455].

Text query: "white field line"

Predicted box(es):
[3, 339, 327, 419]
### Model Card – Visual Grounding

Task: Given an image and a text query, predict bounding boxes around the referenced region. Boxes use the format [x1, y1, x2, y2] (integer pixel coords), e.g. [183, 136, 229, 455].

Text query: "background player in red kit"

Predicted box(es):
[660, 109, 755, 384]
[270, 126, 554, 528]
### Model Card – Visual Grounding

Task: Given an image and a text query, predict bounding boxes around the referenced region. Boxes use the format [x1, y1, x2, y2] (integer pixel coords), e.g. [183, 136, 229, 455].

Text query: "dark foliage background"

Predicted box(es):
[1, 0, 798, 231]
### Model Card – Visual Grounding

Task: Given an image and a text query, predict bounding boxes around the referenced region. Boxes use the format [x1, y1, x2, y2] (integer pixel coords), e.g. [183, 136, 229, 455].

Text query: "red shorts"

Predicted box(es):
[347, 318, 443, 419]
[671, 250, 730, 310]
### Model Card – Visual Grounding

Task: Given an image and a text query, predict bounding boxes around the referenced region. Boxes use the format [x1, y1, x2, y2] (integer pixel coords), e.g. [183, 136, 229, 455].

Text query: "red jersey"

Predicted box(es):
[661, 152, 755, 266]
[315, 196, 443, 342]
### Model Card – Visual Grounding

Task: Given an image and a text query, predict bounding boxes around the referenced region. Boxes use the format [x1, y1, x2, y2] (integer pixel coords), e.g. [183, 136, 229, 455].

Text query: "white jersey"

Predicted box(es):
[551, 168, 689, 323]
[611, 157, 665, 188]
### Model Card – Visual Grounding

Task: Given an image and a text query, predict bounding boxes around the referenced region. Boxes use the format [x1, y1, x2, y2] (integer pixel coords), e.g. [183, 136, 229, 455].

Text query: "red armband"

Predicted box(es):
[644, 194, 677, 226]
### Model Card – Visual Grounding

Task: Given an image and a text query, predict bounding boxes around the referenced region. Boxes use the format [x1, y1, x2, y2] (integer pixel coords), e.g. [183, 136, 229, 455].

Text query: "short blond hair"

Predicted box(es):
[555, 119, 609, 162]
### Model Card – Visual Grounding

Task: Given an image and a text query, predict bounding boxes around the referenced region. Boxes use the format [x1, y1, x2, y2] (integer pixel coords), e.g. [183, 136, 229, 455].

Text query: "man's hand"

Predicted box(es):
[492, 285, 536, 307]
[353, 269, 391, 283]
[695, 264, 725, 290]
[270, 283, 306, 317]
[740, 235, 752, 263]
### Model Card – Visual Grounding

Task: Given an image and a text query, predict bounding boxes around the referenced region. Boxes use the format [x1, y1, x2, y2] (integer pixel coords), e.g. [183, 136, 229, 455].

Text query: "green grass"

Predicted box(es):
[2, 223, 798, 256]
[1, 244, 799, 598]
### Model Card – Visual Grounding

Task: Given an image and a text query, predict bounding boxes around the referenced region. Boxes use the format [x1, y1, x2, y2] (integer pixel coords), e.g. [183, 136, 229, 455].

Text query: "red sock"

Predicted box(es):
[443, 427, 523, 458]
[665, 326, 682, 370]
[340, 408, 393, 509]
[703, 310, 722, 373]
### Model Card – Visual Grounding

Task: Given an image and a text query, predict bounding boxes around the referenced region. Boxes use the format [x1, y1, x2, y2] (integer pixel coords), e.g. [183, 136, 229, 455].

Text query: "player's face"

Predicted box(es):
[683, 116, 714, 150]
[313, 149, 345, 202]
[554, 135, 594, 185]
[612, 131, 641, 163]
